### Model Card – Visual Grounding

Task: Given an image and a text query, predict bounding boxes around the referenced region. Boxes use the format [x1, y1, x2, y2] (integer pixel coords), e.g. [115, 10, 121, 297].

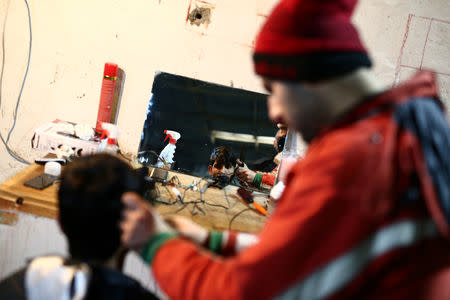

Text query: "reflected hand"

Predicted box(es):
[273, 152, 282, 165]
[236, 168, 256, 184]
[166, 216, 208, 245]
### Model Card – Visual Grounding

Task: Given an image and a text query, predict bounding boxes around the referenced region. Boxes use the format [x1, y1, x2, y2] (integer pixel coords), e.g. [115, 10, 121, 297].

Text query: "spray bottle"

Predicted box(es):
[98, 122, 122, 154]
[155, 130, 181, 169]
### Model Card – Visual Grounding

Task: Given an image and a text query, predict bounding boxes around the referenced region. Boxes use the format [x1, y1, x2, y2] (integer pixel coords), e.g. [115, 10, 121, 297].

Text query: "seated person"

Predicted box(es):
[0, 154, 159, 300]
[208, 146, 239, 186]
[236, 123, 287, 189]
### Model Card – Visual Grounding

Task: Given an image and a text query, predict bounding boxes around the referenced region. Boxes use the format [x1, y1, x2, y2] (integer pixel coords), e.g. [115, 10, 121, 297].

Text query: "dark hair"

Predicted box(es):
[58, 154, 145, 262]
[209, 146, 236, 169]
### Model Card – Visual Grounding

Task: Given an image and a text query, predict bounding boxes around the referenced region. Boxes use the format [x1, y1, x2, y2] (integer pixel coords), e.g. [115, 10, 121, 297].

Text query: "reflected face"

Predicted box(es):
[208, 161, 235, 178]
[273, 126, 287, 152]
[263, 78, 326, 143]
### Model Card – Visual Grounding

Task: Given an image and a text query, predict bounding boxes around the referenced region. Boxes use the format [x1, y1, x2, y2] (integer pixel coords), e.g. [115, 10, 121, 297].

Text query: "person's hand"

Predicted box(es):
[236, 167, 256, 184]
[120, 192, 155, 251]
[273, 152, 282, 165]
[235, 159, 249, 170]
[120, 192, 174, 251]
[165, 216, 208, 245]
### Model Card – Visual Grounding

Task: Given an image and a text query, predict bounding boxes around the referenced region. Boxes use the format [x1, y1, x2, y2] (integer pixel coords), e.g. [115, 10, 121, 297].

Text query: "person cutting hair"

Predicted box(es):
[119, 0, 450, 299]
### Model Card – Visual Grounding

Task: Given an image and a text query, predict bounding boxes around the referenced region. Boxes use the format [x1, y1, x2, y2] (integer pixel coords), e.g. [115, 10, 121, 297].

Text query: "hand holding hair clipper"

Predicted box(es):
[235, 159, 257, 185]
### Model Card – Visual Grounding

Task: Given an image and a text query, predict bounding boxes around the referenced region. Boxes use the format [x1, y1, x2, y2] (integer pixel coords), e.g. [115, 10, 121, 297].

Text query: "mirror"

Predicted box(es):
[138, 72, 278, 189]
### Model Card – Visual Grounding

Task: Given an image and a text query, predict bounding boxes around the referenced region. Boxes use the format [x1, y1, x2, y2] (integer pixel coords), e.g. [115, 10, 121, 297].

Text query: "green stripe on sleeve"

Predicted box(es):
[140, 232, 178, 264]
[253, 172, 263, 188]
[208, 231, 223, 254]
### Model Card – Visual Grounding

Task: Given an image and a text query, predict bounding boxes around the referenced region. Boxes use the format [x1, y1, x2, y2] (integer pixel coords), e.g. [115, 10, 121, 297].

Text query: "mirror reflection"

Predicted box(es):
[138, 72, 281, 191]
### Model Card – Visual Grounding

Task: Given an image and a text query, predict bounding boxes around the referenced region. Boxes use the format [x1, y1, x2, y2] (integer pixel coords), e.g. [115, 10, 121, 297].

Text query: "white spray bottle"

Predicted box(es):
[98, 122, 122, 154]
[156, 130, 181, 169]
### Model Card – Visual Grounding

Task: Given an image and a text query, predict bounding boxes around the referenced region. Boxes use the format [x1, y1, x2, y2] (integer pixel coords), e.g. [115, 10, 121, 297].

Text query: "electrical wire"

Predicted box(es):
[0, 132, 29, 164]
[228, 208, 252, 230]
[0, 0, 11, 111]
[138, 150, 168, 167]
[160, 184, 197, 215]
[158, 176, 265, 230]
[0, 0, 32, 164]
[6, 0, 32, 144]
[204, 201, 229, 210]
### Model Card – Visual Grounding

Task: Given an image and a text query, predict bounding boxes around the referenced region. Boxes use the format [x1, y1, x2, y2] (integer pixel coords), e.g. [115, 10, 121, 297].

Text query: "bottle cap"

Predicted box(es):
[44, 161, 62, 177]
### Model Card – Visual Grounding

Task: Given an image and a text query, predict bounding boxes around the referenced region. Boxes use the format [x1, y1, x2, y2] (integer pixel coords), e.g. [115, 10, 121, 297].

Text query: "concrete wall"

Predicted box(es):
[0, 0, 449, 285]
[0, 212, 66, 279]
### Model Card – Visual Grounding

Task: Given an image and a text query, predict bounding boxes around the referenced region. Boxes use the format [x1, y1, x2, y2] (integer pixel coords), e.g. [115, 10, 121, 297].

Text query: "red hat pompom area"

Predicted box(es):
[253, 0, 372, 82]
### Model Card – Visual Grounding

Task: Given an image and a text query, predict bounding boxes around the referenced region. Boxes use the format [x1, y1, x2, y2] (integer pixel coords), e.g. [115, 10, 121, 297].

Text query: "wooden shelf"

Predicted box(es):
[0, 165, 271, 233]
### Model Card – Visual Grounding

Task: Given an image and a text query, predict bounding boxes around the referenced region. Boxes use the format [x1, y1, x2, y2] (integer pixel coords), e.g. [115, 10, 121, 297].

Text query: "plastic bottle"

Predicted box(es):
[155, 130, 181, 169]
[95, 63, 118, 135]
[275, 129, 301, 185]
[98, 122, 121, 154]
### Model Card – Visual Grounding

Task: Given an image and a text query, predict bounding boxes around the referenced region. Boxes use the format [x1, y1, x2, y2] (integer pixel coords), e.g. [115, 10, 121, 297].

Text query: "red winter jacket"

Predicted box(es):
[141, 71, 450, 300]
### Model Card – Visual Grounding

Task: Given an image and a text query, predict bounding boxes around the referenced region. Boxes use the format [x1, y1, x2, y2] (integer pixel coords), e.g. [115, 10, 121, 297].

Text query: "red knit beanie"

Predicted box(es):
[253, 0, 371, 82]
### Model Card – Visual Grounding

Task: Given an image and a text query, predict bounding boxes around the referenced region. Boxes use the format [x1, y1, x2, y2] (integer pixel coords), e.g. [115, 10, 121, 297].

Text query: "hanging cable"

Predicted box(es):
[0, 131, 29, 164]
[0, 0, 32, 164]
[6, 0, 32, 144]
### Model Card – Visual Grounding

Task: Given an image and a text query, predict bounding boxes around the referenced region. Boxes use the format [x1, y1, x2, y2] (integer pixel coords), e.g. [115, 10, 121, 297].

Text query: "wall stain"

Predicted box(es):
[188, 7, 211, 26]
[49, 70, 58, 84]
[76, 93, 86, 99]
